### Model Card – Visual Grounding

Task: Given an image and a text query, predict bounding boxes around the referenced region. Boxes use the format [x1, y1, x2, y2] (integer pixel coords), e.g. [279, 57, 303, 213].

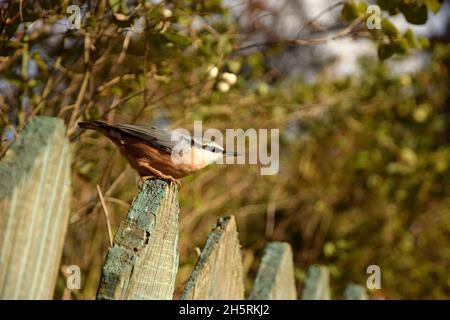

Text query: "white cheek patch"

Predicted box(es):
[170, 138, 222, 169]
[192, 148, 222, 167]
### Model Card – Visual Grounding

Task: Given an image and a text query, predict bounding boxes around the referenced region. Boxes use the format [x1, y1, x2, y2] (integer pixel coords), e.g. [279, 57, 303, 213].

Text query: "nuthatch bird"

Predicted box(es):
[78, 121, 237, 185]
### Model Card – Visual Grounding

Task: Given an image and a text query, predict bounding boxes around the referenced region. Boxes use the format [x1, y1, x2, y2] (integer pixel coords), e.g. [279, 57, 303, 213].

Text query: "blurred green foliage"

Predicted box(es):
[341, 0, 443, 59]
[289, 46, 450, 298]
[1, 0, 449, 299]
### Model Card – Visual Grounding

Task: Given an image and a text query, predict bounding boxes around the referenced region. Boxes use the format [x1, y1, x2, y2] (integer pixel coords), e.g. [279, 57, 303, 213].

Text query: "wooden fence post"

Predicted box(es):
[301, 265, 331, 300]
[0, 116, 71, 299]
[249, 242, 297, 300]
[181, 216, 244, 300]
[343, 283, 368, 300]
[96, 179, 179, 300]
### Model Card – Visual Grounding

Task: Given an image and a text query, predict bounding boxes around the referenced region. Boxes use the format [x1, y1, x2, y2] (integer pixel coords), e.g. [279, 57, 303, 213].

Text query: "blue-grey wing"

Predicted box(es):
[79, 120, 224, 153]
[114, 123, 193, 153]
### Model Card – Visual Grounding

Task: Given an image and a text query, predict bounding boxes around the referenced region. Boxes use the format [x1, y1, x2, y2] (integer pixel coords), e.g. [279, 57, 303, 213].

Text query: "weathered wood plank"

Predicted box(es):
[96, 179, 179, 300]
[0, 116, 71, 299]
[301, 265, 331, 300]
[343, 283, 368, 300]
[249, 242, 297, 300]
[181, 216, 244, 300]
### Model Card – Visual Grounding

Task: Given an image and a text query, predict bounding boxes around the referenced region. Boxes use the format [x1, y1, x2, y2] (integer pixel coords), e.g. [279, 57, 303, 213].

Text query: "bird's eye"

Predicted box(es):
[206, 145, 222, 153]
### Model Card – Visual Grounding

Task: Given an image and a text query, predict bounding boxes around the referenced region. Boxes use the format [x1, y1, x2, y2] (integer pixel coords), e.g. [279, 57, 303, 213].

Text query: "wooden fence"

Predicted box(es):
[0, 116, 368, 300]
[0, 117, 71, 299]
[96, 177, 368, 300]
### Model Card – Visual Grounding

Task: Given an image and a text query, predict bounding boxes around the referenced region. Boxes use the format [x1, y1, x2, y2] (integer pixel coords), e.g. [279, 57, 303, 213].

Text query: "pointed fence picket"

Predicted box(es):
[0, 117, 71, 299]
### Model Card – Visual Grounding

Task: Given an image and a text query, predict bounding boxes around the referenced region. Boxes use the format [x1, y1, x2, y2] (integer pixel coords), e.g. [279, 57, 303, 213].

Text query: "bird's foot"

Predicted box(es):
[168, 177, 182, 189]
[159, 174, 181, 189]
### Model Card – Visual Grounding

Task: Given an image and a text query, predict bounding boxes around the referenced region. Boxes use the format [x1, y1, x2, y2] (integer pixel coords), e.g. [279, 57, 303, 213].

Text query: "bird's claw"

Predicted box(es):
[169, 178, 181, 189]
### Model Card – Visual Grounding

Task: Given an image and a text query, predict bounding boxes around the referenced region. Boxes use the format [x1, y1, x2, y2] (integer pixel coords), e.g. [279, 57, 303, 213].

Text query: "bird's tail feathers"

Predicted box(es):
[78, 120, 110, 130]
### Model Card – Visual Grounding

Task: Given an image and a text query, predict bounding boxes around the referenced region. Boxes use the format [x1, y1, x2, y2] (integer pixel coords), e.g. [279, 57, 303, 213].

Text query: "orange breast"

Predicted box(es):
[115, 138, 200, 179]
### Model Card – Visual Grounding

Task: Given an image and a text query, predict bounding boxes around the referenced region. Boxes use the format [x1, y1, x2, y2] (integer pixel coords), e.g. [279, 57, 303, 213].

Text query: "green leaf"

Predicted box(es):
[199, 43, 214, 57]
[324, 242, 336, 257]
[341, 2, 360, 21]
[378, 38, 409, 60]
[108, 0, 126, 13]
[108, 0, 120, 13]
[163, 32, 192, 47]
[5, 39, 21, 49]
[424, 0, 443, 13]
[341, 1, 368, 22]
[377, 0, 401, 13]
[368, 28, 383, 41]
[227, 60, 241, 73]
[355, 1, 368, 14]
[400, 3, 428, 25]
[391, 38, 409, 55]
[120, 0, 127, 13]
[404, 28, 420, 48]
[418, 36, 430, 48]
[377, 39, 408, 60]
[381, 18, 400, 39]
[32, 52, 49, 73]
[21, 43, 29, 79]
[378, 43, 396, 60]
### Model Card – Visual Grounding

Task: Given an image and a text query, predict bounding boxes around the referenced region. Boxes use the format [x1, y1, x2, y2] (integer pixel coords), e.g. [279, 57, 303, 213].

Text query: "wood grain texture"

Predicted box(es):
[0, 116, 71, 299]
[301, 265, 331, 300]
[181, 216, 244, 300]
[96, 179, 179, 300]
[248, 242, 297, 300]
[343, 283, 368, 300]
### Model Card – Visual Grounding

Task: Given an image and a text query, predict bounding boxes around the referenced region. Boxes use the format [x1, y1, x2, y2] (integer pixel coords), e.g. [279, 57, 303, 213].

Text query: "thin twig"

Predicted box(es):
[104, 197, 130, 209]
[71, 165, 130, 225]
[265, 187, 279, 237]
[296, 1, 346, 36]
[96, 184, 114, 248]
[234, 13, 368, 53]
[67, 70, 91, 136]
